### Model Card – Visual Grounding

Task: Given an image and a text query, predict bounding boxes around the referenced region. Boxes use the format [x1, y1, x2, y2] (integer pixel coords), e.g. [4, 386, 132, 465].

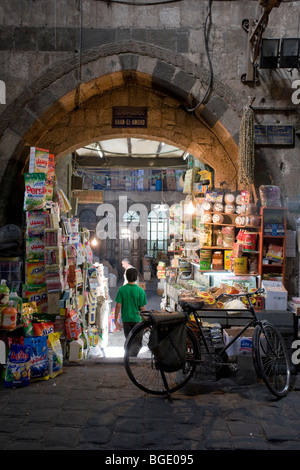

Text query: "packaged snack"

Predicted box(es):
[205, 191, 223, 203]
[26, 261, 46, 285]
[48, 332, 63, 378]
[4, 344, 31, 388]
[24, 336, 49, 381]
[24, 173, 46, 211]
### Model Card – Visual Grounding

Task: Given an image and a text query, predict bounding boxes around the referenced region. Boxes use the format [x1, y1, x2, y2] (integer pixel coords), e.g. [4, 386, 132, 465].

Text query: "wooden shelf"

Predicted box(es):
[258, 207, 286, 286]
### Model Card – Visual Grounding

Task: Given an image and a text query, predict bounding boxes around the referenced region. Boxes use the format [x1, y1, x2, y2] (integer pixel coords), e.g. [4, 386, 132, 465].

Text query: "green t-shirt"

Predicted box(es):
[115, 284, 147, 322]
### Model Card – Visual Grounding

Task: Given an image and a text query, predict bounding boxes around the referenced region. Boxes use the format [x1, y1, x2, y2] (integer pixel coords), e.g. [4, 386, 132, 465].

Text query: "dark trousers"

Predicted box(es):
[123, 321, 142, 356]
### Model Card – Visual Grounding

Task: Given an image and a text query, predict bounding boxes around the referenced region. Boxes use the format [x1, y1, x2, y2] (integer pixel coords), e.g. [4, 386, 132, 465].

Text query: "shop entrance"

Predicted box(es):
[0, 47, 241, 363]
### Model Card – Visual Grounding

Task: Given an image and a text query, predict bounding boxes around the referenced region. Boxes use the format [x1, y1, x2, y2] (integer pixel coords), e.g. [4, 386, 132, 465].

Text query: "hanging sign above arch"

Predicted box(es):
[112, 107, 147, 128]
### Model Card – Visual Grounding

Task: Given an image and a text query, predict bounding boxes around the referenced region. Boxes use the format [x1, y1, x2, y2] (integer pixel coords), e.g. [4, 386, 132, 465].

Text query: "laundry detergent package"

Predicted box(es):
[26, 235, 45, 262]
[4, 344, 31, 388]
[29, 147, 49, 174]
[24, 173, 46, 211]
[26, 211, 48, 236]
[23, 284, 47, 313]
[33, 321, 54, 337]
[48, 332, 63, 378]
[24, 336, 49, 382]
[26, 261, 46, 285]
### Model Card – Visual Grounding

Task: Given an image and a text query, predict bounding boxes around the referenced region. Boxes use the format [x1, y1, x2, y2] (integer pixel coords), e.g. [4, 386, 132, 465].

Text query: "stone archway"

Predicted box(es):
[0, 41, 243, 224]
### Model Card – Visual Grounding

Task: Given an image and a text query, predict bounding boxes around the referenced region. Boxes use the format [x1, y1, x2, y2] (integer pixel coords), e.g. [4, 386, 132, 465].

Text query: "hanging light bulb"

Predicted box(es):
[186, 199, 195, 214]
[91, 236, 98, 247]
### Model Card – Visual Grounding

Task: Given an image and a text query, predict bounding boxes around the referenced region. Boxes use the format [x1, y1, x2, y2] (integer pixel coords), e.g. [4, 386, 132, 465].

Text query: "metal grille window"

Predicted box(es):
[147, 210, 168, 257]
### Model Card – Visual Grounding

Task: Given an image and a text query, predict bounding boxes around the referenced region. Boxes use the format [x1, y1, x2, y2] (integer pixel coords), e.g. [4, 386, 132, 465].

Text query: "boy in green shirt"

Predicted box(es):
[114, 267, 147, 340]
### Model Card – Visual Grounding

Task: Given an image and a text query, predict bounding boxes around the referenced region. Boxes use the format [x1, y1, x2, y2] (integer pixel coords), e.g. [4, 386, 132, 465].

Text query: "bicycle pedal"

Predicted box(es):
[229, 364, 239, 372]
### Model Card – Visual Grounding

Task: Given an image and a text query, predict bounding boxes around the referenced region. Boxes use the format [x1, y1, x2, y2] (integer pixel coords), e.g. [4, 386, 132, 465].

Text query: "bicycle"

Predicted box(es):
[124, 288, 291, 399]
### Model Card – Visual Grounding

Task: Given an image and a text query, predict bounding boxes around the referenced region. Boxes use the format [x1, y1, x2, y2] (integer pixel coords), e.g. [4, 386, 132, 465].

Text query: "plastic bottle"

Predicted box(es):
[0, 280, 10, 306]
[9, 287, 22, 313]
[1, 301, 17, 330]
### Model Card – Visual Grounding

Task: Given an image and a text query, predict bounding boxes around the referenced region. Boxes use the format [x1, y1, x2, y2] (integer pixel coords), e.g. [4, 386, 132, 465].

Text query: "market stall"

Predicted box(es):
[0, 147, 112, 388]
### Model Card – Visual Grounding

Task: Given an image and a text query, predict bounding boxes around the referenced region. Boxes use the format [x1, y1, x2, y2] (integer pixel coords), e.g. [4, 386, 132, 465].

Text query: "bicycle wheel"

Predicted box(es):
[124, 320, 199, 395]
[253, 321, 291, 398]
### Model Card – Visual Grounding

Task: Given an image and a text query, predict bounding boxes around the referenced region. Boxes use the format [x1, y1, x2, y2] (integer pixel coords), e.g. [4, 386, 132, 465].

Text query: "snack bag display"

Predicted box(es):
[24, 173, 46, 211]
[4, 344, 31, 388]
[24, 336, 49, 382]
[48, 332, 63, 378]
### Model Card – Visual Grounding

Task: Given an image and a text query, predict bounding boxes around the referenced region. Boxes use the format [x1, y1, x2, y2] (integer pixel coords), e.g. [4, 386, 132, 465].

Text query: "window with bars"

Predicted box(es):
[147, 210, 168, 257]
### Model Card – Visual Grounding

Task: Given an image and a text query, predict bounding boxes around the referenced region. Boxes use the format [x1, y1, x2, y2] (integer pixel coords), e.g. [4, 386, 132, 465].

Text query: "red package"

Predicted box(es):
[33, 322, 54, 336]
[65, 310, 81, 340]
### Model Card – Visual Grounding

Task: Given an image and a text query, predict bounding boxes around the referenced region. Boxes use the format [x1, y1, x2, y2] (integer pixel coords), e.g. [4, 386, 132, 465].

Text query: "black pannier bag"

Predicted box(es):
[148, 311, 188, 373]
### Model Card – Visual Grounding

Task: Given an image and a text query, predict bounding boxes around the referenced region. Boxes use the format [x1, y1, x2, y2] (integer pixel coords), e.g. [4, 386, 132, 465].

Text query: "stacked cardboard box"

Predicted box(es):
[142, 257, 151, 281]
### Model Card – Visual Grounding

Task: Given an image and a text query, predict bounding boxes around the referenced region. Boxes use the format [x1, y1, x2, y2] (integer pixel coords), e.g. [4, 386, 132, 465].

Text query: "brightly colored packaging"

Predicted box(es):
[65, 309, 82, 340]
[24, 336, 49, 382]
[1, 302, 18, 330]
[23, 285, 47, 313]
[26, 261, 46, 285]
[0, 279, 10, 306]
[9, 287, 22, 313]
[48, 332, 63, 378]
[33, 322, 54, 337]
[4, 344, 31, 388]
[23, 173, 46, 211]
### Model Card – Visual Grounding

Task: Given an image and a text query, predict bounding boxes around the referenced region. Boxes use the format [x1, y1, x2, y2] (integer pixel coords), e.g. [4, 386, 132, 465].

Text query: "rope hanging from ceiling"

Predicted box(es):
[237, 103, 255, 189]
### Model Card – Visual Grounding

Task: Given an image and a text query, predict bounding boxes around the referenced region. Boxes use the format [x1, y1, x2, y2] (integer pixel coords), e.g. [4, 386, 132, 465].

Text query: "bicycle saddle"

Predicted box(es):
[179, 299, 205, 312]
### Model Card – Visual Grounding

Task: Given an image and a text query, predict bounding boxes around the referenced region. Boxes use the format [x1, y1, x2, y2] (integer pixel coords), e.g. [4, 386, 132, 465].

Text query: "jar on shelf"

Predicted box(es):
[212, 213, 224, 224]
[212, 251, 223, 270]
[213, 202, 224, 212]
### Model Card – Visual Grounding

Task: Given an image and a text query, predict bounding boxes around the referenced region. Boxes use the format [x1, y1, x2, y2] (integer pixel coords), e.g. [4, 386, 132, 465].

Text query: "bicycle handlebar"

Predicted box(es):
[215, 287, 265, 302]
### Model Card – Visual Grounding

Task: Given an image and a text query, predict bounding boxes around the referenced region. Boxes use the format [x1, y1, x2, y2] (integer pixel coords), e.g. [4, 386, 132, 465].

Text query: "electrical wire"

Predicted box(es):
[186, 0, 213, 112]
[95, 0, 185, 5]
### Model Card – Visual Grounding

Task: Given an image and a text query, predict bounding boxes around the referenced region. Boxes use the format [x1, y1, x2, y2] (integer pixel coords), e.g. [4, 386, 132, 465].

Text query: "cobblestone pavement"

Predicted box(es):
[1, 359, 300, 454]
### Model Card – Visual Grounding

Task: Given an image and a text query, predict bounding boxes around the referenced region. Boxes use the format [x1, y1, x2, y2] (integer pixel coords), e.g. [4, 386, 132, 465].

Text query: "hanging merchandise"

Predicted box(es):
[4, 343, 31, 388]
[1, 301, 18, 329]
[237, 105, 255, 189]
[24, 336, 49, 382]
[65, 309, 82, 340]
[0, 279, 10, 305]
[47, 332, 63, 378]
[24, 173, 47, 211]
